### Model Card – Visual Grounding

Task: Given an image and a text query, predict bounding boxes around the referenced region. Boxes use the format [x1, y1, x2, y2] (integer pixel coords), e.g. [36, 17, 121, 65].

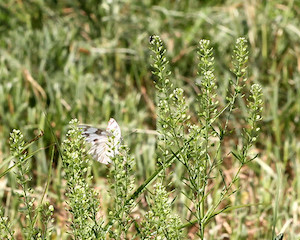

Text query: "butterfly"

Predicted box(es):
[79, 118, 121, 165]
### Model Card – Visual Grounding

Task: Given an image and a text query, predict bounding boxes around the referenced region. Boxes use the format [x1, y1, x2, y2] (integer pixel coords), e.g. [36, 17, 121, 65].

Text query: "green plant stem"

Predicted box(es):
[224, 81, 239, 136]
[203, 163, 244, 225]
[17, 166, 34, 231]
[199, 98, 212, 239]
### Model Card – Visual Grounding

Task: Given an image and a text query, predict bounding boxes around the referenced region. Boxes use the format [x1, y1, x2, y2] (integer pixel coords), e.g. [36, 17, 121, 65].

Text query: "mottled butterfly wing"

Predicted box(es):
[79, 118, 121, 165]
[79, 125, 112, 164]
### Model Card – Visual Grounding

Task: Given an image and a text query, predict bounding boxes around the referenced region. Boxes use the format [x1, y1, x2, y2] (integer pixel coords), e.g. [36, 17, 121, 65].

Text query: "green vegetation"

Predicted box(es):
[0, 0, 299, 239]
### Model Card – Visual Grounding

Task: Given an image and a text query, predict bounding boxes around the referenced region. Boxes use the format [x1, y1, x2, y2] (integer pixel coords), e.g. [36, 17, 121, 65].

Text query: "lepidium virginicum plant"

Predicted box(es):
[1, 36, 263, 240]
[150, 36, 190, 174]
[194, 38, 263, 238]
[107, 135, 135, 239]
[62, 119, 105, 239]
[141, 182, 183, 239]
[139, 35, 187, 239]
[0, 206, 14, 239]
[10, 130, 38, 238]
[62, 119, 135, 240]
[149, 35, 263, 239]
[1, 130, 54, 240]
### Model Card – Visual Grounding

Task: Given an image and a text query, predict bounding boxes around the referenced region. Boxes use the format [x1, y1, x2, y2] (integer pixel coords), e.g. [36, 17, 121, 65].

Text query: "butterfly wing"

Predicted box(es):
[106, 118, 121, 141]
[79, 119, 121, 165]
[79, 125, 112, 164]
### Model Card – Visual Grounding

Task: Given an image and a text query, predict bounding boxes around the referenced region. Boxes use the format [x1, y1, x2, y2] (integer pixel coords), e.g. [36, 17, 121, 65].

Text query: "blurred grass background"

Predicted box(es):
[0, 0, 299, 239]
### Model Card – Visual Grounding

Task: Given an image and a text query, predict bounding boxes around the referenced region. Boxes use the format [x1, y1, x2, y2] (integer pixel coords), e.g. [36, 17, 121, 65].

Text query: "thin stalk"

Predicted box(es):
[203, 163, 244, 225]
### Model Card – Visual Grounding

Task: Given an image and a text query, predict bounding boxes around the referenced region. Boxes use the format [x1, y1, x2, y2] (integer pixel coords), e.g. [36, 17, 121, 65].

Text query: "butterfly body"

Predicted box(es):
[79, 118, 121, 164]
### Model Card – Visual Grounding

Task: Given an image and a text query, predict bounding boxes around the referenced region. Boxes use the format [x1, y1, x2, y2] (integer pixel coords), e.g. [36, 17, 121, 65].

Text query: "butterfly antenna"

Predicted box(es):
[122, 128, 160, 137]
[123, 129, 138, 138]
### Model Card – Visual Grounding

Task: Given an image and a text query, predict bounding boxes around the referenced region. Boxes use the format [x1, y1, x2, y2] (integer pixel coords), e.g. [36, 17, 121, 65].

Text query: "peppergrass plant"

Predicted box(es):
[1, 130, 54, 239]
[149, 35, 263, 239]
[107, 144, 135, 239]
[2, 36, 263, 239]
[10, 130, 35, 237]
[63, 119, 135, 239]
[0, 206, 14, 239]
[141, 182, 183, 239]
[61, 119, 105, 239]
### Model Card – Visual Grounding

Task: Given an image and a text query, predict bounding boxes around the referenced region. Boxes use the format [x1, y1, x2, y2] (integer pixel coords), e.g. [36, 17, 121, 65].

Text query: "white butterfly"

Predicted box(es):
[79, 118, 121, 165]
